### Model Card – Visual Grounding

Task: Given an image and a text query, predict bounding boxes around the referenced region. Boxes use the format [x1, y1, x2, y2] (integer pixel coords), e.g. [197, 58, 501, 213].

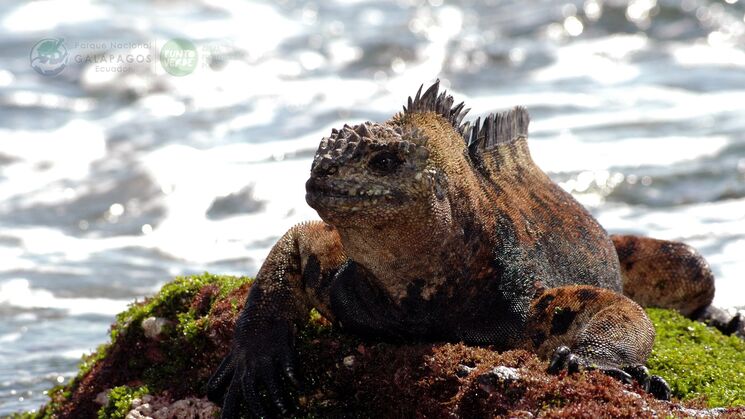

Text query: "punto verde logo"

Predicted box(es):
[30, 38, 68, 76]
[159, 38, 198, 76]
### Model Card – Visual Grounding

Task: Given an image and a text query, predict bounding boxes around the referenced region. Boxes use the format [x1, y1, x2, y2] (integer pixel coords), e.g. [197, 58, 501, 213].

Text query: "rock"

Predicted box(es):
[475, 366, 521, 394]
[343, 355, 356, 368]
[732, 311, 745, 339]
[455, 363, 475, 378]
[19, 274, 745, 418]
[125, 395, 218, 419]
[141, 317, 169, 339]
[94, 390, 109, 406]
[485, 366, 520, 381]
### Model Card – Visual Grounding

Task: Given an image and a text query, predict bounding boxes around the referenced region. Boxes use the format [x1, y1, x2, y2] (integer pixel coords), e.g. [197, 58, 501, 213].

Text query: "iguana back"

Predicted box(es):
[402, 81, 623, 295]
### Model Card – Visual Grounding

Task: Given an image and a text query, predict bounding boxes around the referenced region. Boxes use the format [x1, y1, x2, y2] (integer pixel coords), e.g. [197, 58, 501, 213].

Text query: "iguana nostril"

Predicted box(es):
[313, 159, 339, 177]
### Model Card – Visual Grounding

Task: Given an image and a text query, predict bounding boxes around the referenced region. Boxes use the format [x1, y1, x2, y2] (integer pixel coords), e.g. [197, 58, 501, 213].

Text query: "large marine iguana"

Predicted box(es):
[207, 80, 730, 418]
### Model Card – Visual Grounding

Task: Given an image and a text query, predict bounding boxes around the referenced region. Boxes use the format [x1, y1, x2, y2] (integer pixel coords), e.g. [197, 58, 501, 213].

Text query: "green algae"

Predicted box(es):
[646, 307, 745, 407]
[112, 272, 249, 341]
[117, 273, 251, 391]
[8, 411, 37, 419]
[96, 386, 150, 419]
[24, 273, 251, 418]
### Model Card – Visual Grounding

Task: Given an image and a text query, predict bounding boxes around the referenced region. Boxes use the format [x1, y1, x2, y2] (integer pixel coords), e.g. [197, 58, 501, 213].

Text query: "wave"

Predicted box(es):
[0, 279, 129, 316]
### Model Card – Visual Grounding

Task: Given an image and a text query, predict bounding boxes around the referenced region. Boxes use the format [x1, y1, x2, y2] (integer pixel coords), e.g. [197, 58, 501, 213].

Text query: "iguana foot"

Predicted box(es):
[547, 346, 671, 400]
[206, 315, 300, 419]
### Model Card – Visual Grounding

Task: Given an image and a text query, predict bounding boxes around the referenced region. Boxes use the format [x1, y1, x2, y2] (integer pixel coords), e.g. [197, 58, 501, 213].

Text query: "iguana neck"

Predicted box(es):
[334, 199, 467, 302]
[333, 175, 499, 304]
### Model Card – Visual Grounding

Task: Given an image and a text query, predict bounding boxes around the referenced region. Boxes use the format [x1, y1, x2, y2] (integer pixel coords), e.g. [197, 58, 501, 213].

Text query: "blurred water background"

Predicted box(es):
[1, 0, 745, 414]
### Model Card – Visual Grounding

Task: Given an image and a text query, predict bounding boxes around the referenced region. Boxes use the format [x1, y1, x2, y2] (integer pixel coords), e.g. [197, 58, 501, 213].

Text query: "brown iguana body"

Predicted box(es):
[208, 81, 722, 418]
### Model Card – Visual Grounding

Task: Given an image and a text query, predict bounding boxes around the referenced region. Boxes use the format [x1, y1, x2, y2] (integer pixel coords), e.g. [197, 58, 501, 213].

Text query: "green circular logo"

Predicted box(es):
[160, 39, 197, 76]
[30, 38, 68, 76]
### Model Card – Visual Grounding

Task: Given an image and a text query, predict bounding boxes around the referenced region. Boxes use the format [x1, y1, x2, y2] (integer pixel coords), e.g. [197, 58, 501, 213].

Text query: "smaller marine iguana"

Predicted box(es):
[207, 81, 735, 418]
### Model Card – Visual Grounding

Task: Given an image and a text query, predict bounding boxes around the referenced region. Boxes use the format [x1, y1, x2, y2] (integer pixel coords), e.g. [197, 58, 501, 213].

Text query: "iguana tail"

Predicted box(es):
[612, 234, 743, 336]
[611, 234, 714, 316]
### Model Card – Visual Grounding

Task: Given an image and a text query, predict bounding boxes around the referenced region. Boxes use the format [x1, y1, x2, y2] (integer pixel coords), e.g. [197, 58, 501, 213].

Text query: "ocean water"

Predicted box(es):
[1, 0, 744, 415]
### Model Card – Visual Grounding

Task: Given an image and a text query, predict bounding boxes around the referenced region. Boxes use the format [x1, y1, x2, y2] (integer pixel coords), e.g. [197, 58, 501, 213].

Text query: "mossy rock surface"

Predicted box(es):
[15, 274, 745, 418]
[646, 308, 745, 407]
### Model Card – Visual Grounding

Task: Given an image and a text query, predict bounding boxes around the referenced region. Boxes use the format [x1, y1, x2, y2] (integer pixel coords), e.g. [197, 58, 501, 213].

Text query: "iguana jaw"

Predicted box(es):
[305, 177, 408, 222]
[306, 178, 396, 202]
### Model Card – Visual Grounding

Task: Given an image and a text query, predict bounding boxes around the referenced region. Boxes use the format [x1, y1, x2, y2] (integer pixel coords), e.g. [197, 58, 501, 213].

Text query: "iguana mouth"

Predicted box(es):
[305, 178, 399, 207]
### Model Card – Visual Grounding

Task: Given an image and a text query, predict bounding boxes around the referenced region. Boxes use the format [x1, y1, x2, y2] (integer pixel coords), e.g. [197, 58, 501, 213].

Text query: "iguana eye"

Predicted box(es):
[369, 151, 403, 174]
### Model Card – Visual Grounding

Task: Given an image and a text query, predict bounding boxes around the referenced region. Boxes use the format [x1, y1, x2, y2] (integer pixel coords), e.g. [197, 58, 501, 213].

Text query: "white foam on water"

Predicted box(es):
[139, 142, 318, 264]
[532, 89, 745, 134]
[10, 349, 91, 364]
[199, 0, 302, 58]
[531, 135, 729, 173]
[0, 332, 22, 343]
[2, 0, 109, 32]
[715, 238, 745, 309]
[60, 348, 93, 360]
[2, 0, 745, 414]
[599, 198, 745, 241]
[0, 120, 106, 204]
[1, 225, 135, 266]
[0, 279, 129, 316]
[532, 34, 648, 85]
[672, 42, 745, 68]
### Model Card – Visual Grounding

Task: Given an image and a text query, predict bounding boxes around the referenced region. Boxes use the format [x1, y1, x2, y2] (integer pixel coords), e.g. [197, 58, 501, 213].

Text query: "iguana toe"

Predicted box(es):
[648, 375, 672, 401]
[207, 355, 235, 405]
[547, 346, 574, 374]
[623, 364, 670, 400]
[623, 365, 651, 389]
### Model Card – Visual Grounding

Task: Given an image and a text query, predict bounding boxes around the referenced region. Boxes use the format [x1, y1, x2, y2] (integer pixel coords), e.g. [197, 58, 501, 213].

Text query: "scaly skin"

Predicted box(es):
[207, 81, 723, 418]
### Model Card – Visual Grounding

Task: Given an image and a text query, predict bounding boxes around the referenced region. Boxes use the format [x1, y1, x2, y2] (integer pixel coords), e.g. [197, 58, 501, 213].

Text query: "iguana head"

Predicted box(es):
[305, 121, 440, 227]
[305, 80, 530, 229]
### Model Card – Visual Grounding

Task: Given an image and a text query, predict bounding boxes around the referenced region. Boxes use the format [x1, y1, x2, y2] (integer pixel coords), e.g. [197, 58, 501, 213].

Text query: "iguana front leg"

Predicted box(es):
[207, 221, 346, 418]
[523, 285, 671, 399]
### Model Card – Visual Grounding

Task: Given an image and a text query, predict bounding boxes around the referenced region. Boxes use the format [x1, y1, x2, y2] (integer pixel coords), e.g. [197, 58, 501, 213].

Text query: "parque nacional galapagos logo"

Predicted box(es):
[30, 38, 68, 76]
[159, 38, 198, 76]
[28, 37, 200, 77]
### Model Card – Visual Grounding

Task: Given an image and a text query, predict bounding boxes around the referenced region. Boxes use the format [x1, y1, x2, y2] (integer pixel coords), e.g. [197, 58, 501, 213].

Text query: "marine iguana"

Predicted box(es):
[207, 80, 729, 418]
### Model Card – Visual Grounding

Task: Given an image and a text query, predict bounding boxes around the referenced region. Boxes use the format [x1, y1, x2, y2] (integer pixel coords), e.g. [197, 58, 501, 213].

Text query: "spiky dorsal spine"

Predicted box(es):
[467, 107, 530, 153]
[403, 79, 471, 137]
[403, 80, 530, 160]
